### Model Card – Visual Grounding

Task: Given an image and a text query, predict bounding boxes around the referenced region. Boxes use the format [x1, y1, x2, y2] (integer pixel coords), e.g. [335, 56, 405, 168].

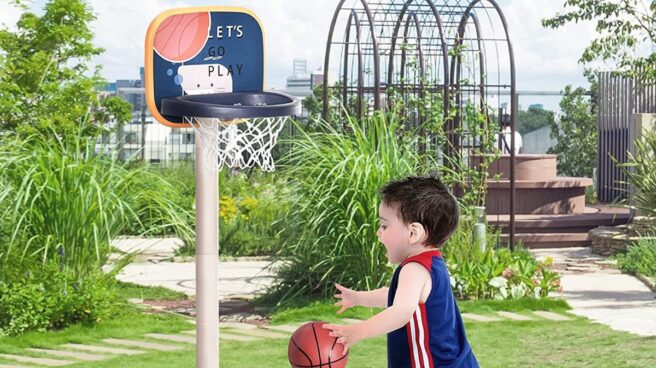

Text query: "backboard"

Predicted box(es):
[145, 7, 265, 128]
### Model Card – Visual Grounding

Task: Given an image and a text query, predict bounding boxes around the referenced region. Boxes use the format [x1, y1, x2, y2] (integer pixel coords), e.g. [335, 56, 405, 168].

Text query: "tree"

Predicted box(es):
[542, 0, 656, 81]
[0, 0, 131, 139]
[518, 107, 556, 135]
[547, 81, 598, 178]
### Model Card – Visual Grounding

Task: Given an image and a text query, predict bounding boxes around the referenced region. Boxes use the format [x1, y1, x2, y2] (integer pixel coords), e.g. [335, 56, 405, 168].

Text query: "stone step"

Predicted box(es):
[461, 313, 502, 322]
[532, 311, 573, 321]
[144, 333, 195, 344]
[496, 311, 534, 321]
[0, 353, 72, 367]
[500, 233, 590, 248]
[262, 323, 304, 333]
[61, 343, 145, 356]
[102, 338, 183, 352]
[219, 333, 262, 342]
[26, 348, 108, 362]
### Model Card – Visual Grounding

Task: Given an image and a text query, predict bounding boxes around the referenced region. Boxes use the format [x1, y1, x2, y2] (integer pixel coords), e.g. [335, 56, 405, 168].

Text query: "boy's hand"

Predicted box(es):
[334, 283, 358, 314]
[321, 323, 361, 355]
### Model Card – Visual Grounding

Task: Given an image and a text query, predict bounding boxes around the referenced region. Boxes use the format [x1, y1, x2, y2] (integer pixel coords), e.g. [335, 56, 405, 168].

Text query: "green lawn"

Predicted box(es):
[1, 285, 655, 367]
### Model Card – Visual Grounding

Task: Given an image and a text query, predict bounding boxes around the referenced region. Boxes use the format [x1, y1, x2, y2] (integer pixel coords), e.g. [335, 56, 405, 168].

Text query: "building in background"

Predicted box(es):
[97, 68, 195, 164]
[283, 59, 324, 118]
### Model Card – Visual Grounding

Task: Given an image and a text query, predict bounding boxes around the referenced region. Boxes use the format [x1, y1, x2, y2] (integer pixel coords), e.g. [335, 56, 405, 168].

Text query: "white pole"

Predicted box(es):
[195, 119, 219, 368]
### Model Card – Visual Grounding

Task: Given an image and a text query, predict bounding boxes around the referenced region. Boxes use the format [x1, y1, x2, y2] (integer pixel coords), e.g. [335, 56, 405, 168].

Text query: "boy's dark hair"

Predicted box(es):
[379, 172, 460, 248]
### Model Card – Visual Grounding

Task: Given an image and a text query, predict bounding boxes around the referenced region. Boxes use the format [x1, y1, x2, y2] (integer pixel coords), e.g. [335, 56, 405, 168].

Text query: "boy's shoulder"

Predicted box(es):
[399, 249, 443, 273]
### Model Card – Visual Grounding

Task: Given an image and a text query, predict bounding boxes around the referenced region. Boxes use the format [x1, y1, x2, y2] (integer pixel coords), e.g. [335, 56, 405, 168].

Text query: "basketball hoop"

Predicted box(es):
[161, 91, 299, 173]
[145, 7, 299, 368]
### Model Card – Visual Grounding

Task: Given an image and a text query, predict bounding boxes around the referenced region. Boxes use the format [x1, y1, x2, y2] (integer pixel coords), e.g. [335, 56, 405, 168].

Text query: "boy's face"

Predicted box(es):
[377, 201, 411, 264]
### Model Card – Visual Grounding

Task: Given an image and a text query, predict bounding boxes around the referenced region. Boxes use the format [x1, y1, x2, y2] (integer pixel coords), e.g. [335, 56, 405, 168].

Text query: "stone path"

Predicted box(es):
[115, 258, 280, 301]
[531, 247, 656, 337]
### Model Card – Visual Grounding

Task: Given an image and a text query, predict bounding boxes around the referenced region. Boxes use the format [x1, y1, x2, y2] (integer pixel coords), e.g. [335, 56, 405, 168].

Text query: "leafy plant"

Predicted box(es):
[444, 217, 561, 300]
[547, 84, 597, 178]
[0, 258, 116, 337]
[616, 238, 656, 277]
[542, 0, 656, 81]
[265, 110, 434, 309]
[0, 124, 192, 276]
[613, 129, 656, 217]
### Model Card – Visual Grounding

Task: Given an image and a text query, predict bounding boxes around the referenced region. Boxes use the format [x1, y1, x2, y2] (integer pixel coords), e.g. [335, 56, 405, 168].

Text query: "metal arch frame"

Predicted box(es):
[448, 10, 486, 162]
[455, 0, 517, 250]
[387, 0, 451, 118]
[323, 0, 381, 121]
[399, 12, 426, 97]
[343, 10, 366, 120]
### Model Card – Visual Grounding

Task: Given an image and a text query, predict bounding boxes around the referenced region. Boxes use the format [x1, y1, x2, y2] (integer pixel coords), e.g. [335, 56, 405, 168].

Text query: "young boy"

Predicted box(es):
[322, 174, 479, 367]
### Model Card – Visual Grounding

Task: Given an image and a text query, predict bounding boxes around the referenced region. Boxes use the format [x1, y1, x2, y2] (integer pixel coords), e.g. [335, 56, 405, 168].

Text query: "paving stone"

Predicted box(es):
[144, 333, 195, 344]
[262, 323, 304, 333]
[0, 353, 72, 366]
[61, 343, 145, 356]
[219, 333, 262, 342]
[219, 322, 257, 330]
[187, 328, 289, 339]
[461, 313, 501, 322]
[26, 348, 108, 362]
[229, 328, 289, 339]
[496, 311, 534, 321]
[532, 311, 573, 321]
[102, 338, 183, 352]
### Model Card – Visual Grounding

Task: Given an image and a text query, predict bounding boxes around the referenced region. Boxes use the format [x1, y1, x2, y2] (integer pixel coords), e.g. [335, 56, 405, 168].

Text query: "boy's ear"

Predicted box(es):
[408, 222, 427, 245]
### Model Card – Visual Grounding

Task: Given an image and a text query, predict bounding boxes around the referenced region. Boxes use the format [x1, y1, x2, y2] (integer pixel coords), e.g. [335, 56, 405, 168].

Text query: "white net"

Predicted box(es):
[184, 116, 288, 173]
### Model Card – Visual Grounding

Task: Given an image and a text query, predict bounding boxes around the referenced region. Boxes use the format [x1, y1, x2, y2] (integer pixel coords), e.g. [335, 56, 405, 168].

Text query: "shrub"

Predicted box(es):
[616, 238, 656, 277]
[0, 259, 116, 337]
[444, 217, 561, 300]
[614, 130, 656, 217]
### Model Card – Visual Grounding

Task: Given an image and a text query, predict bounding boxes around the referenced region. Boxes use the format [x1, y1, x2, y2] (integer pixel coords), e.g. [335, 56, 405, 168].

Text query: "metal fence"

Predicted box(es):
[597, 69, 656, 203]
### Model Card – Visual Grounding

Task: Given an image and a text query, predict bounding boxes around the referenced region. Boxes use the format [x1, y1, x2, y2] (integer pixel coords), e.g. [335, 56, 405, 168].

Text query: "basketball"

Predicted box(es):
[288, 321, 349, 368]
[153, 12, 210, 63]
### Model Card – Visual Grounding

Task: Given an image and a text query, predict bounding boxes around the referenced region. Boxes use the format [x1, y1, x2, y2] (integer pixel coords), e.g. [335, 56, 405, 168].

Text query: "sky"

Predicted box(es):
[0, 0, 609, 111]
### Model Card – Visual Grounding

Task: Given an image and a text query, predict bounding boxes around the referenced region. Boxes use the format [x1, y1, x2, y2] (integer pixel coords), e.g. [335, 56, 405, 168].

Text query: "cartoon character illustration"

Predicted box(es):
[177, 64, 233, 95]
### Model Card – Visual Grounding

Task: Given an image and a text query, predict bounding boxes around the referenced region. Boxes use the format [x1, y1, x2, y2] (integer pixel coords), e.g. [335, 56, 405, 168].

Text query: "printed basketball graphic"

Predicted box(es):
[154, 12, 210, 63]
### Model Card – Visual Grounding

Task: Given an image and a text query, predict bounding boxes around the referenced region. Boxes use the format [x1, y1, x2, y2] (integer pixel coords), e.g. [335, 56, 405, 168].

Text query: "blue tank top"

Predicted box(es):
[387, 250, 479, 368]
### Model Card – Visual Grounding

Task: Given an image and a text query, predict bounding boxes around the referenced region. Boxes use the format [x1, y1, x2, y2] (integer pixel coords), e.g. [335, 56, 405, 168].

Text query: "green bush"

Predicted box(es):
[0, 259, 116, 337]
[616, 238, 656, 277]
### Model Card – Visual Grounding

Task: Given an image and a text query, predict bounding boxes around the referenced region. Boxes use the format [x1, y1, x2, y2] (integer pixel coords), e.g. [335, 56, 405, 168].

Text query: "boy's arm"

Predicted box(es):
[356, 287, 390, 308]
[354, 262, 430, 341]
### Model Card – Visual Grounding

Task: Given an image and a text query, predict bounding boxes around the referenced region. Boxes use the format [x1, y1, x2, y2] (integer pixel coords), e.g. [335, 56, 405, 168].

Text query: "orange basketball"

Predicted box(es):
[288, 321, 348, 368]
[153, 12, 210, 62]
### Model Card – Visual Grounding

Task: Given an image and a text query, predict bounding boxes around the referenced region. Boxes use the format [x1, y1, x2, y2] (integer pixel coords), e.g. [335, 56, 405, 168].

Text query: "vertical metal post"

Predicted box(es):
[509, 92, 517, 251]
[195, 119, 219, 368]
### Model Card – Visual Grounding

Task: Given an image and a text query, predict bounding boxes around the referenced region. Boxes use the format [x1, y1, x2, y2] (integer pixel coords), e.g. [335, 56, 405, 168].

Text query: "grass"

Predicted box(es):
[1, 286, 654, 367]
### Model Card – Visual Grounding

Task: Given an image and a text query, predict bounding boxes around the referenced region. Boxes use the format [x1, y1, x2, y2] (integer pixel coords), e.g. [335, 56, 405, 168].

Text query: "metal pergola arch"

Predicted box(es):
[322, 0, 518, 249]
